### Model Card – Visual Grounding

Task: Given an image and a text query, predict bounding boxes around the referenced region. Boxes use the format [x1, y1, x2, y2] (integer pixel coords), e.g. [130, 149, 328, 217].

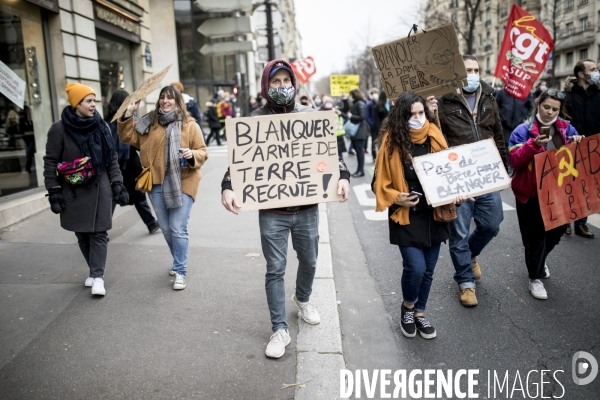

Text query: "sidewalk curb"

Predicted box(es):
[294, 203, 345, 399]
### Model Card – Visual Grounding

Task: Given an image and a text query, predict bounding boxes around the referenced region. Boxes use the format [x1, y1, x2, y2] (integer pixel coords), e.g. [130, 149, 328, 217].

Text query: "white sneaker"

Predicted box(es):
[529, 279, 547, 300]
[292, 294, 321, 325]
[169, 269, 175, 276]
[173, 274, 186, 290]
[91, 278, 106, 296]
[542, 263, 550, 279]
[265, 329, 291, 358]
[84, 277, 94, 287]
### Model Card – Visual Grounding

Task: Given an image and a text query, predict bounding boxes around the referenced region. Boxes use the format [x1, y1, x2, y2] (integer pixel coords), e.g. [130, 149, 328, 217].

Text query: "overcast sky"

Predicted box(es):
[294, 0, 422, 80]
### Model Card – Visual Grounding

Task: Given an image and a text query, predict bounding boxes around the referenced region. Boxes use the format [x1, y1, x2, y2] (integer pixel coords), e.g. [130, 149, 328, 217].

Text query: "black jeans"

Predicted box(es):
[352, 139, 365, 173]
[75, 232, 108, 278]
[112, 199, 157, 228]
[515, 197, 567, 279]
[206, 127, 222, 145]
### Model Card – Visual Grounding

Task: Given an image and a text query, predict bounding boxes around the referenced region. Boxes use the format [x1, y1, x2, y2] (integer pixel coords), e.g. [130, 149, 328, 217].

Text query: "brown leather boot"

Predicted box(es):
[575, 224, 595, 238]
[471, 260, 481, 281]
[460, 288, 478, 307]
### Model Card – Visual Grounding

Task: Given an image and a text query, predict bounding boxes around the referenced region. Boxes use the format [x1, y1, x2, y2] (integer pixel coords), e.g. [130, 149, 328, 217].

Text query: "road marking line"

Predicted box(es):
[502, 202, 515, 211]
[588, 213, 600, 229]
[352, 183, 376, 207]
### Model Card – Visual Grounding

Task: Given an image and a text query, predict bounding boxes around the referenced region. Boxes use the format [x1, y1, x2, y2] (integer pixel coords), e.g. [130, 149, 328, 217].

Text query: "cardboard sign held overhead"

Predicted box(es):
[330, 75, 360, 97]
[225, 111, 342, 211]
[535, 137, 600, 231]
[110, 64, 173, 122]
[412, 139, 510, 207]
[372, 23, 467, 100]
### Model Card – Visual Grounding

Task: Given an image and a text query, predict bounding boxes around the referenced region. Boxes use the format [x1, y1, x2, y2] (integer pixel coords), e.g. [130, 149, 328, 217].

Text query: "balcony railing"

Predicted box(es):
[558, 25, 593, 38]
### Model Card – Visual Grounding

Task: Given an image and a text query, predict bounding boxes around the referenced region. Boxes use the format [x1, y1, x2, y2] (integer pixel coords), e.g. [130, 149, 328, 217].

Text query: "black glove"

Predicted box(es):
[46, 187, 66, 214]
[112, 182, 129, 206]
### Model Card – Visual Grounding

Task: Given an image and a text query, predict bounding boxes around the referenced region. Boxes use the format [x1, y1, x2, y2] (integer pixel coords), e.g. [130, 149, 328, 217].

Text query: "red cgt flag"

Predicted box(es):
[291, 56, 317, 84]
[494, 5, 554, 100]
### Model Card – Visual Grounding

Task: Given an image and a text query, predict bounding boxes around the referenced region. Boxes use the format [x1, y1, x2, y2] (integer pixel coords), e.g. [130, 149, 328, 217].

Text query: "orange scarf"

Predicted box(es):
[373, 120, 448, 225]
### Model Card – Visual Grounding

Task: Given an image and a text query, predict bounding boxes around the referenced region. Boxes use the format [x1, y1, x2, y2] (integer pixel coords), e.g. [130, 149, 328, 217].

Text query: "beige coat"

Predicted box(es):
[118, 116, 208, 201]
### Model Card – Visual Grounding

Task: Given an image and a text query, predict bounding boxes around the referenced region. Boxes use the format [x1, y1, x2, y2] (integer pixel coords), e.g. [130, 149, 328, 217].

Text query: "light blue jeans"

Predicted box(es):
[148, 185, 194, 276]
[449, 191, 503, 289]
[259, 207, 319, 332]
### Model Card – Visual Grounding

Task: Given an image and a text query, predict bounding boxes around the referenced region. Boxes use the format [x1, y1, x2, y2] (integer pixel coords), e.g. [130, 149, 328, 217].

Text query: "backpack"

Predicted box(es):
[216, 101, 225, 119]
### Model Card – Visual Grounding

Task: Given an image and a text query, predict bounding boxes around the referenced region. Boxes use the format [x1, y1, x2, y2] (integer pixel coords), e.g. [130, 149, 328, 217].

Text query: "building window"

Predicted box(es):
[580, 0, 588, 4]
[478, 34, 482, 46]
[554, 54, 561, 71]
[566, 52, 574, 65]
[580, 17, 588, 32]
[566, 0, 574, 9]
[580, 48, 588, 60]
[500, 0, 508, 18]
[486, 57, 490, 71]
[566, 22, 574, 35]
[450, 0, 458, 8]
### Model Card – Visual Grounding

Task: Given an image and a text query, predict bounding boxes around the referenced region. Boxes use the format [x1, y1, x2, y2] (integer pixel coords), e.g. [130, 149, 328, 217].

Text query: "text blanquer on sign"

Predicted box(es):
[371, 23, 467, 100]
[225, 111, 342, 211]
[330, 75, 360, 97]
[413, 139, 510, 207]
[535, 136, 600, 231]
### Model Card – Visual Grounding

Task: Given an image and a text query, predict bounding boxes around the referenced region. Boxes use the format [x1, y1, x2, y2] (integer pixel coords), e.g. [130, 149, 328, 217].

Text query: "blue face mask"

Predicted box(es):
[463, 74, 480, 92]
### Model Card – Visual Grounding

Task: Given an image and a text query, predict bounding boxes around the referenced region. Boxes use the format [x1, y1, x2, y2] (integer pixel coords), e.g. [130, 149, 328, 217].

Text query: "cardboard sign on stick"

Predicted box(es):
[330, 75, 360, 96]
[372, 23, 467, 100]
[225, 111, 342, 211]
[412, 139, 510, 207]
[535, 136, 600, 231]
[110, 64, 173, 122]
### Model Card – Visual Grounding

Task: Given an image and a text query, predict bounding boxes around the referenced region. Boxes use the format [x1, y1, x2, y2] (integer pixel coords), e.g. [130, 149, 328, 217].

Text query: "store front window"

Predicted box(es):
[96, 30, 134, 118]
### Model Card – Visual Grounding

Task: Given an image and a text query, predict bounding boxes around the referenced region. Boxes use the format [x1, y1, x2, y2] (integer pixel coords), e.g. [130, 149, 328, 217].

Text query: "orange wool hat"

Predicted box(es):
[65, 83, 96, 108]
[170, 81, 184, 92]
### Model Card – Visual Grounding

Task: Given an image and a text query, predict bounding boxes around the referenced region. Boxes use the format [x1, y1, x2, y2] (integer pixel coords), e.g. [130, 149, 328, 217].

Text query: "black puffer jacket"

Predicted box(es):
[348, 99, 368, 140]
[564, 77, 600, 137]
[437, 80, 507, 168]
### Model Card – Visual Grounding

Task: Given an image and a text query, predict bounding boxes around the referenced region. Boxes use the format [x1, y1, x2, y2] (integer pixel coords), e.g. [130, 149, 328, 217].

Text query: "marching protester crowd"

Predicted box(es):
[42, 51, 598, 357]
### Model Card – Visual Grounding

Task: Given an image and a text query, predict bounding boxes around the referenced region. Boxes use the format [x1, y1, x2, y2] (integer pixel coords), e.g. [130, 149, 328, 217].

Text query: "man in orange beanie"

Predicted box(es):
[65, 83, 96, 108]
[170, 81, 202, 126]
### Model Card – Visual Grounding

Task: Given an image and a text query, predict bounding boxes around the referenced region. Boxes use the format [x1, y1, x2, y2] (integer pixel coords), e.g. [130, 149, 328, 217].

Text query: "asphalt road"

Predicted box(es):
[332, 151, 600, 399]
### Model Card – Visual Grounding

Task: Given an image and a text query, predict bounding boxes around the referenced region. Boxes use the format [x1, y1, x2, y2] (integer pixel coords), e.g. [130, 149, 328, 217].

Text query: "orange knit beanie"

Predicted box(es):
[66, 83, 96, 108]
[170, 81, 184, 92]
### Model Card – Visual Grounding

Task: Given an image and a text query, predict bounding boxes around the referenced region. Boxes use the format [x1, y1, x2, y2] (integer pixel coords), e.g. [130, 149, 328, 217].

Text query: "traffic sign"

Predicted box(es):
[197, 16, 253, 38]
[195, 0, 252, 12]
[199, 40, 257, 56]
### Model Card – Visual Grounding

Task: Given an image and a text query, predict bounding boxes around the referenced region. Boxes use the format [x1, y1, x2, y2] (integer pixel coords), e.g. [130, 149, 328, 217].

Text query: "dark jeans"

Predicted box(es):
[352, 139, 365, 173]
[399, 244, 441, 313]
[75, 232, 108, 278]
[112, 199, 157, 228]
[206, 127, 222, 145]
[516, 197, 567, 279]
[370, 130, 378, 160]
[574, 216, 587, 227]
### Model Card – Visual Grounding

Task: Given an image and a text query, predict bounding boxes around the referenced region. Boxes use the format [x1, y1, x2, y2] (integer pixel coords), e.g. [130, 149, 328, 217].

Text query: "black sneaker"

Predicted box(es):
[415, 316, 437, 339]
[400, 305, 416, 338]
[148, 221, 160, 234]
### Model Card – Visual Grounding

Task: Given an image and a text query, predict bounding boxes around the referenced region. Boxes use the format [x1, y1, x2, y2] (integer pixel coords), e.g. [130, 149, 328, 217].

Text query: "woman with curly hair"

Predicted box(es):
[373, 91, 466, 339]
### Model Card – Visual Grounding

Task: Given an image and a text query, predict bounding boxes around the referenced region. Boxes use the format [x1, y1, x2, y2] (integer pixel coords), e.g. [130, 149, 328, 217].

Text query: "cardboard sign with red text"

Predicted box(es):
[535, 136, 600, 231]
[225, 111, 341, 211]
[494, 5, 554, 101]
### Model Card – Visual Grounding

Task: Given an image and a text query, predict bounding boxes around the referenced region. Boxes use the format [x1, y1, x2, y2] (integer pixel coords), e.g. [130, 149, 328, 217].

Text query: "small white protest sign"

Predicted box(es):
[0, 60, 26, 109]
[412, 139, 509, 207]
[226, 110, 341, 211]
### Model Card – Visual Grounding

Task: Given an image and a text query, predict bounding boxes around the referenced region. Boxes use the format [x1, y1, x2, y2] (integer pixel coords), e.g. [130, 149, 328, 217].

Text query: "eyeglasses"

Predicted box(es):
[545, 89, 566, 99]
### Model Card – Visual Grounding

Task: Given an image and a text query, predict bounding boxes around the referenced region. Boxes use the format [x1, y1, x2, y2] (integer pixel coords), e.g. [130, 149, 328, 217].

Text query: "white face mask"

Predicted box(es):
[324, 102, 333, 109]
[408, 114, 426, 130]
[371, 94, 379, 101]
[314, 98, 322, 105]
[536, 107, 558, 126]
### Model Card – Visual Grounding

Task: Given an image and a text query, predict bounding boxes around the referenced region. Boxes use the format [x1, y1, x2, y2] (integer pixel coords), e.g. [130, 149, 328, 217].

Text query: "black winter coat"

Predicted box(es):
[43, 121, 122, 232]
[564, 78, 600, 137]
[386, 140, 450, 247]
[494, 88, 533, 131]
[349, 99, 368, 140]
[437, 81, 507, 168]
[205, 106, 222, 129]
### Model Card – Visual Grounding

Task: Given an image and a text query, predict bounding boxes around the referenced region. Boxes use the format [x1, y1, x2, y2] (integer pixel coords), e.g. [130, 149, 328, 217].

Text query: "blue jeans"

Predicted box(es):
[399, 244, 441, 313]
[259, 207, 319, 332]
[449, 191, 503, 289]
[148, 185, 194, 276]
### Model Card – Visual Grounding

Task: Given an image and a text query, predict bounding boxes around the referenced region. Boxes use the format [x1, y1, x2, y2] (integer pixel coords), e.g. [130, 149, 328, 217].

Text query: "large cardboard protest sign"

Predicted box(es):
[330, 75, 360, 96]
[371, 23, 467, 100]
[225, 111, 342, 211]
[535, 136, 600, 231]
[413, 139, 510, 207]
